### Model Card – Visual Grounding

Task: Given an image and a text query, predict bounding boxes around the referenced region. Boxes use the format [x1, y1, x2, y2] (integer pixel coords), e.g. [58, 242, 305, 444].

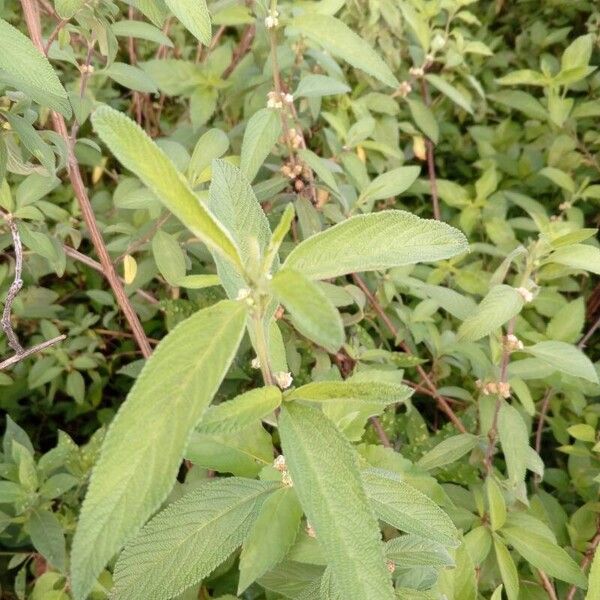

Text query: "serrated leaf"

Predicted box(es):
[298, 149, 340, 193]
[152, 230, 186, 286]
[0, 19, 71, 116]
[240, 109, 282, 182]
[105, 62, 158, 93]
[280, 403, 395, 600]
[71, 300, 247, 600]
[294, 74, 350, 98]
[362, 469, 459, 547]
[385, 534, 454, 567]
[27, 509, 66, 572]
[358, 166, 420, 206]
[111, 20, 174, 46]
[525, 341, 598, 383]
[501, 527, 587, 588]
[197, 386, 282, 434]
[113, 479, 279, 600]
[287, 15, 399, 88]
[284, 210, 468, 280]
[92, 106, 242, 270]
[289, 380, 412, 405]
[498, 402, 529, 485]
[425, 74, 473, 115]
[165, 0, 211, 45]
[546, 297, 584, 342]
[416, 434, 478, 470]
[238, 486, 303, 593]
[458, 285, 524, 342]
[271, 268, 344, 353]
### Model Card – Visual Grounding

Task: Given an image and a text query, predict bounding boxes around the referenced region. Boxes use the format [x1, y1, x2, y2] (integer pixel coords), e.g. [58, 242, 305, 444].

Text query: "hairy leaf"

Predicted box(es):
[240, 109, 282, 182]
[165, 0, 211, 44]
[525, 341, 598, 383]
[416, 434, 478, 470]
[71, 300, 246, 599]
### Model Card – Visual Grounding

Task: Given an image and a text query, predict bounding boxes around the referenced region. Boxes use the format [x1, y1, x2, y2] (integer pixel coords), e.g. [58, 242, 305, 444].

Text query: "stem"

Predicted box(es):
[252, 309, 274, 386]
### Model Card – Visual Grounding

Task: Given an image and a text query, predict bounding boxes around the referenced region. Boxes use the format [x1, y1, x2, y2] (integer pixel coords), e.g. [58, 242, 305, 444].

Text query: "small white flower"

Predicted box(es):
[264, 9, 279, 29]
[397, 80, 412, 98]
[305, 522, 316, 538]
[497, 381, 511, 399]
[386, 561, 396, 574]
[267, 90, 283, 109]
[559, 201, 572, 211]
[251, 357, 261, 369]
[236, 287, 251, 301]
[273, 454, 286, 472]
[283, 93, 294, 104]
[516, 287, 533, 303]
[274, 371, 293, 389]
[505, 334, 524, 352]
[409, 66, 425, 77]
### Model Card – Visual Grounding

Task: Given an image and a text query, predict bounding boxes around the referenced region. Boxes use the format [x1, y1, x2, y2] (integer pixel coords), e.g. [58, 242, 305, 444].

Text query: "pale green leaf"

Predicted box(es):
[284, 210, 468, 280]
[493, 538, 519, 600]
[287, 15, 399, 88]
[105, 62, 158, 93]
[152, 230, 186, 286]
[362, 469, 459, 547]
[288, 380, 412, 405]
[525, 341, 598, 383]
[0, 19, 71, 116]
[407, 99, 439, 143]
[358, 166, 420, 206]
[294, 74, 350, 98]
[586, 541, 600, 599]
[27, 509, 66, 572]
[197, 386, 282, 434]
[240, 109, 282, 182]
[416, 434, 478, 471]
[546, 297, 584, 343]
[488, 90, 548, 120]
[298, 149, 340, 193]
[485, 477, 506, 531]
[385, 535, 454, 567]
[188, 128, 229, 184]
[501, 527, 587, 588]
[458, 285, 524, 342]
[238, 487, 303, 593]
[562, 34, 593, 71]
[280, 403, 395, 600]
[165, 0, 211, 44]
[567, 424, 596, 443]
[92, 106, 241, 269]
[498, 402, 529, 485]
[111, 20, 174, 46]
[177, 274, 221, 289]
[425, 74, 473, 114]
[71, 300, 247, 600]
[271, 268, 344, 353]
[113, 479, 279, 600]
[539, 167, 575, 193]
[547, 244, 600, 275]
[496, 69, 548, 86]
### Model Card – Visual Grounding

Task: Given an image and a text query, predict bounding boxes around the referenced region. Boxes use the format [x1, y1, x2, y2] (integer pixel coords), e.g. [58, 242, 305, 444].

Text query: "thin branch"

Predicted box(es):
[566, 520, 600, 600]
[419, 78, 440, 220]
[223, 25, 255, 79]
[20, 0, 153, 359]
[534, 388, 554, 455]
[538, 569, 558, 600]
[0, 211, 24, 354]
[351, 273, 466, 433]
[0, 335, 66, 371]
[578, 314, 600, 349]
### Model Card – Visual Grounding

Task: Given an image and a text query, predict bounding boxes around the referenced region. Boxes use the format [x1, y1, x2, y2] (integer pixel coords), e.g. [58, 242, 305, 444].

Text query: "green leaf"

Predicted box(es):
[238, 486, 303, 593]
[498, 402, 529, 485]
[55, 0, 85, 18]
[385, 535, 454, 567]
[547, 244, 600, 275]
[525, 341, 598, 383]
[289, 380, 412, 405]
[496, 69, 548, 87]
[416, 434, 478, 470]
[485, 477, 506, 531]
[105, 62, 158, 93]
[287, 15, 399, 89]
[458, 285, 524, 342]
[561, 34, 593, 71]
[177, 274, 221, 289]
[539, 166, 575, 193]
[501, 527, 587, 588]
[71, 300, 247, 600]
[165, 0, 211, 45]
[188, 128, 229, 185]
[493, 538, 519, 600]
[298, 149, 340, 193]
[111, 20, 174, 47]
[240, 109, 282, 182]
[358, 166, 420, 206]
[488, 90, 548, 120]
[92, 106, 242, 270]
[280, 403, 395, 600]
[546, 297, 584, 343]
[284, 210, 468, 280]
[567, 423, 596, 443]
[398, 3, 430, 50]
[407, 99, 439, 143]
[113, 479, 279, 600]
[271, 268, 344, 353]
[185, 423, 273, 477]
[294, 74, 351, 98]
[152, 230, 186, 286]
[197, 387, 282, 434]
[27, 509, 66, 572]
[586, 540, 600, 599]
[425, 74, 473, 114]
[361, 469, 459, 547]
[0, 19, 71, 116]
[208, 159, 272, 297]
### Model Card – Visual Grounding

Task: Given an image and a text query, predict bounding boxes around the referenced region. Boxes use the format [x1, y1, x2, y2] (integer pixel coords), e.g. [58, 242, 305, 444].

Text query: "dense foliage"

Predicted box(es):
[0, 0, 599, 598]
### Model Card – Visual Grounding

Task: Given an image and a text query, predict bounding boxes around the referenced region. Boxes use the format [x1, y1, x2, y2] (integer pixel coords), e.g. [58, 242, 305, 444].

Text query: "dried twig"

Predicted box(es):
[223, 25, 255, 79]
[1, 211, 24, 354]
[565, 520, 600, 600]
[0, 335, 66, 371]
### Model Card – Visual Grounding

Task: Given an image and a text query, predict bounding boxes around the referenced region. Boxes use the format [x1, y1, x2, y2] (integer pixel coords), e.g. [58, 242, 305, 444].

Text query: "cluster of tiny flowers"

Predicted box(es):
[516, 287, 534, 303]
[397, 81, 412, 98]
[476, 379, 511, 398]
[305, 522, 316, 538]
[559, 201, 572, 211]
[267, 91, 293, 109]
[235, 287, 254, 306]
[273, 455, 293, 486]
[274, 371, 293, 389]
[251, 357, 261, 369]
[409, 66, 425, 77]
[281, 162, 303, 179]
[386, 561, 396, 574]
[504, 333, 524, 352]
[80, 64, 94, 74]
[287, 127, 303, 149]
[264, 9, 279, 29]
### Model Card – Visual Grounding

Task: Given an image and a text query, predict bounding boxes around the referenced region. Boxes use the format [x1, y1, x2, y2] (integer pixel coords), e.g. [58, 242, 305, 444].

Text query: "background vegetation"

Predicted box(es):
[0, 0, 599, 598]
